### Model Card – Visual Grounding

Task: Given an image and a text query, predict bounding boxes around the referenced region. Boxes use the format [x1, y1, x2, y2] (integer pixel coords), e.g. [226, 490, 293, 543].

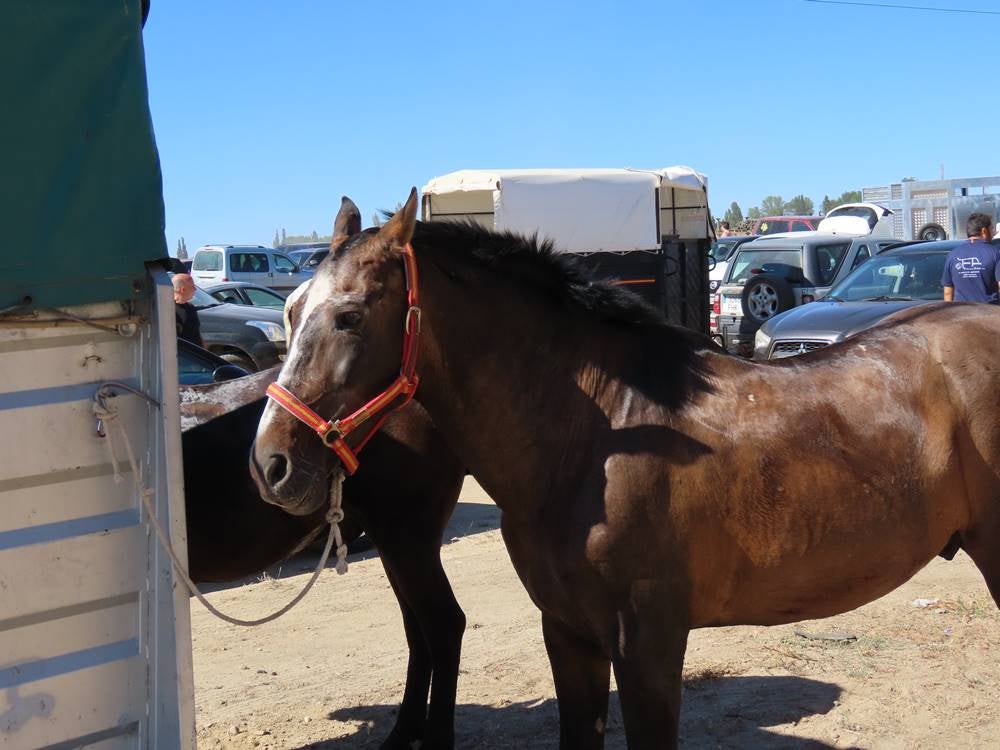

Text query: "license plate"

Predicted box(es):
[721, 296, 742, 316]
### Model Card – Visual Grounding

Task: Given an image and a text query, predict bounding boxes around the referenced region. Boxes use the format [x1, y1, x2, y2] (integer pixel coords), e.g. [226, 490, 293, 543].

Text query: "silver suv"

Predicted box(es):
[714, 235, 912, 356]
[190, 245, 311, 293]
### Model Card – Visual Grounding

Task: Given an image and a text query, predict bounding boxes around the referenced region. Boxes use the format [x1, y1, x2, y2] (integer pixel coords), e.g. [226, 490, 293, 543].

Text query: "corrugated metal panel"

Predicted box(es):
[891, 184, 903, 200]
[0, 274, 193, 749]
[864, 186, 890, 202]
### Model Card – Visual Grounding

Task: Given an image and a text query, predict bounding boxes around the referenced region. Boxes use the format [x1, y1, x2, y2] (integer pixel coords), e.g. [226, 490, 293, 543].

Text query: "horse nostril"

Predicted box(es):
[264, 454, 290, 488]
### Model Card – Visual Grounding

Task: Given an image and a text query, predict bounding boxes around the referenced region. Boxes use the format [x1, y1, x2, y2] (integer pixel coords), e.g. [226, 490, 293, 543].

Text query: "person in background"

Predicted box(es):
[172, 273, 204, 346]
[941, 212, 1000, 303]
[718, 221, 732, 238]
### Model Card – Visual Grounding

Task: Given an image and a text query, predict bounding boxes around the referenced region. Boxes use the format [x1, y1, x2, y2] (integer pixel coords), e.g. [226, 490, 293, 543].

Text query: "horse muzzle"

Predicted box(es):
[249, 440, 329, 517]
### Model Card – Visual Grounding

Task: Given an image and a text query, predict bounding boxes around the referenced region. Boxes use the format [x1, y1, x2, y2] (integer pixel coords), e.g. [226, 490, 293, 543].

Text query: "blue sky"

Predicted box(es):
[142, 0, 1000, 253]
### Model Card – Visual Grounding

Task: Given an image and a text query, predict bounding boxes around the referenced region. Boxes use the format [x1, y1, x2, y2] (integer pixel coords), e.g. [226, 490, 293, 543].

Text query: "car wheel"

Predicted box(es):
[220, 352, 257, 372]
[741, 274, 795, 324]
[917, 223, 947, 241]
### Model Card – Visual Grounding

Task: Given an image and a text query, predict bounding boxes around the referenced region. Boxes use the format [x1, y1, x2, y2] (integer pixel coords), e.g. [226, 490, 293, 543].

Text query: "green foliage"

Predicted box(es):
[783, 194, 814, 216]
[176, 237, 188, 259]
[760, 195, 785, 216]
[747, 206, 762, 221]
[282, 232, 332, 245]
[822, 190, 862, 214]
[723, 201, 743, 226]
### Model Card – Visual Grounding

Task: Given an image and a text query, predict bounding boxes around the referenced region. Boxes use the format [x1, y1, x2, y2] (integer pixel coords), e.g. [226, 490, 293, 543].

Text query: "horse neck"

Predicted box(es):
[411, 247, 638, 518]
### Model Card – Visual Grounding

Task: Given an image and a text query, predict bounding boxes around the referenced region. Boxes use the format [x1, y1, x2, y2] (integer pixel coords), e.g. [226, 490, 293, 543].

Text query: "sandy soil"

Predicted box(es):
[192, 479, 1000, 749]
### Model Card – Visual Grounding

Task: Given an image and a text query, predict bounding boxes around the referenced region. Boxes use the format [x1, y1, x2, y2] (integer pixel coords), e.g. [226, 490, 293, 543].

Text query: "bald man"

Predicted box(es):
[172, 273, 204, 347]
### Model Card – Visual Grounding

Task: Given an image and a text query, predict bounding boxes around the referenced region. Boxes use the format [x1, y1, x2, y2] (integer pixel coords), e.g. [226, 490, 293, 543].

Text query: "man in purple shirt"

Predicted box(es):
[941, 212, 1000, 304]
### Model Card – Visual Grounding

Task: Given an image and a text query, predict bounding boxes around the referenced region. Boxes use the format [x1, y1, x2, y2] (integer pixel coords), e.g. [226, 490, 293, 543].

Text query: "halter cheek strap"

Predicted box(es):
[265, 242, 421, 475]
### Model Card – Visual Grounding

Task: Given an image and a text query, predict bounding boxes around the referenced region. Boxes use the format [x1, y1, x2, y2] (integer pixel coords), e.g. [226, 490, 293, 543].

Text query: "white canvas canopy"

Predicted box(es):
[422, 167, 709, 253]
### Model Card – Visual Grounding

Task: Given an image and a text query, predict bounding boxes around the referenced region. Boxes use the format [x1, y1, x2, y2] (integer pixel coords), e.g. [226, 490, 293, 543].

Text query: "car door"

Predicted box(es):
[229, 251, 270, 286]
[268, 253, 303, 291]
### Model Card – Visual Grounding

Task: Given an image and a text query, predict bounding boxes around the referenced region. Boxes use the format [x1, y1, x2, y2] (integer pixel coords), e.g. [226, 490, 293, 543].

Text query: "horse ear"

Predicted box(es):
[382, 187, 418, 248]
[330, 196, 362, 250]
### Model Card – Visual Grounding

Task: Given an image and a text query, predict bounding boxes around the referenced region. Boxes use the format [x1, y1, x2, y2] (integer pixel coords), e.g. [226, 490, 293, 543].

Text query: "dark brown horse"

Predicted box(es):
[252, 189, 1000, 749]
[181, 333, 467, 746]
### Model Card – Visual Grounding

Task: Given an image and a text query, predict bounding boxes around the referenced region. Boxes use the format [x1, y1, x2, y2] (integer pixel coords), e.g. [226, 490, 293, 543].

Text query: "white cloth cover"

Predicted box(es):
[493, 171, 658, 253]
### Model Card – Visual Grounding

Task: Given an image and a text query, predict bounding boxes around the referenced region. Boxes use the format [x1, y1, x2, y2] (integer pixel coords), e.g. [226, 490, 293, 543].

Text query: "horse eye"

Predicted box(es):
[335, 311, 363, 330]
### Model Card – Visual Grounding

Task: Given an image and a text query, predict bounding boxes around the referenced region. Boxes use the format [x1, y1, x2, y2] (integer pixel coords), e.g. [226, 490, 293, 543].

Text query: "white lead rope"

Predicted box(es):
[93, 384, 349, 627]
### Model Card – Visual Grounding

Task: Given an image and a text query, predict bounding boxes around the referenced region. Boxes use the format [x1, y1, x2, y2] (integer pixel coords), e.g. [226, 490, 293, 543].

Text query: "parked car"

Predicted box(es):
[203, 281, 287, 310]
[189, 286, 287, 371]
[713, 234, 919, 356]
[190, 244, 311, 292]
[288, 248, 328, 268]
[750, 215, 822, 235]
[177, 338, 250, 385]
[709, 235, 759, 294]
[752, 240, 970, 360]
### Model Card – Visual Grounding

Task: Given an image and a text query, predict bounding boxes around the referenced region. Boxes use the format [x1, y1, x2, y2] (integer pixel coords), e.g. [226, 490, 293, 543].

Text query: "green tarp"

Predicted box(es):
[0, 0, 166, 311]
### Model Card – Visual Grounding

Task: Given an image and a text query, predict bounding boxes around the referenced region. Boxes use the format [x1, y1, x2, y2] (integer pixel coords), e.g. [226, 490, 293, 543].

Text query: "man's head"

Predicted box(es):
[172, 273, 196, 304]
[719, 221, 730, 232]
[966, 212, 994, 240]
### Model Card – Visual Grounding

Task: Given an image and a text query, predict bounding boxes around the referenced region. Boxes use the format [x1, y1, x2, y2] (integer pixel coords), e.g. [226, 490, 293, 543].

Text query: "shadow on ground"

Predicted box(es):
[288, 676, 844, 749]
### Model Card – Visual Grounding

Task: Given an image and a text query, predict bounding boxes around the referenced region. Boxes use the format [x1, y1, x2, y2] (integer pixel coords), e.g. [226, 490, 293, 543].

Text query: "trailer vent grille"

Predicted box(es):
[911, 208, 927, 235]
[933, 207, 949, 226]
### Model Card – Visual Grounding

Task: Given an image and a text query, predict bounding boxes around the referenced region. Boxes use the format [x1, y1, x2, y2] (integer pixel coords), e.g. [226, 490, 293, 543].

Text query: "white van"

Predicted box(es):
[190, 244, 311, 292]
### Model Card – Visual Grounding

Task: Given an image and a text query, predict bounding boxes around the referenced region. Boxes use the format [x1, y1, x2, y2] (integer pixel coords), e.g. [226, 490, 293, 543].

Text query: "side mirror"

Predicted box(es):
[212, 364, 249, 382]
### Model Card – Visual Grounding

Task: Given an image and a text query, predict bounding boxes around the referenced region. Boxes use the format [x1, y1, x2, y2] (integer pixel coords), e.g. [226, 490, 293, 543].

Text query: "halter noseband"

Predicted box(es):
[265, 243, 421, 475]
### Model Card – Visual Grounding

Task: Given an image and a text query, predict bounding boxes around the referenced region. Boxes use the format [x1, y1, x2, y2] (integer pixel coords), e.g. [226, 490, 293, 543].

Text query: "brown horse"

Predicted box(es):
[252, 189, 1000, 749]
[181, 275, 467, 747]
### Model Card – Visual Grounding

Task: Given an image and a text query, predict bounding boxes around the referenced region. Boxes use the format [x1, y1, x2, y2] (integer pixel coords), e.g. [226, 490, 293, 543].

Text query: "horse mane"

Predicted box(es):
[412, 220, 668, 327]
[410, 220, 715, 411]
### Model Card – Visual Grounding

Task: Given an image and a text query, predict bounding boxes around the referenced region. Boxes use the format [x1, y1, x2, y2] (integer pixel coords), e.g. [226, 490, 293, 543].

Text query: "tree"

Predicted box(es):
[783, 194, 814, 216]
[723, 201, 743, 226]
[747, 206, 762, 220]
[177, 237, 188, 260]
[760, 195, 785, 216]
[310, 230, 319, 240]
[821, 190, 862, 214]
[273, 229, 281, 247]
[281, 228, 287, 244]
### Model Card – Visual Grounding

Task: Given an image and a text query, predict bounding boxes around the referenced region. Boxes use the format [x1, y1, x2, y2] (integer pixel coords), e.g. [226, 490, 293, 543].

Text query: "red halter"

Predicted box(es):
[265, 243, 421, 475]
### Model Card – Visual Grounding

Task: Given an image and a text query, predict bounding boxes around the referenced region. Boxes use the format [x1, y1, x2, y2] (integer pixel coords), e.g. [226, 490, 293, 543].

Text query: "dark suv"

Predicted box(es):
[714, 235, 915, 356]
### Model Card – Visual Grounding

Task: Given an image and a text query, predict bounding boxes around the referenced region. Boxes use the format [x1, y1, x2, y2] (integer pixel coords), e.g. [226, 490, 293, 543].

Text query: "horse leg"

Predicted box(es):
[541, 613, 611, 750]
[961, 514, 1000, 608]
[609, 594, 689, 750]
[376, 541, 465, 750]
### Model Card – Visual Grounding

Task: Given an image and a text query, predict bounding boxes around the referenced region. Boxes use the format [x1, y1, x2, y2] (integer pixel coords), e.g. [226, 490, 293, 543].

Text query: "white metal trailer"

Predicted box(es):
[861, 176, 1000, 241]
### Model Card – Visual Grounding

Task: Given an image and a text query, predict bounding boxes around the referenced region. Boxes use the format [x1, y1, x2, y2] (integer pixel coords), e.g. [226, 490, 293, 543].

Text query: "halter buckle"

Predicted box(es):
[320, 421, 343, 447]
[405, 305, 422, 335]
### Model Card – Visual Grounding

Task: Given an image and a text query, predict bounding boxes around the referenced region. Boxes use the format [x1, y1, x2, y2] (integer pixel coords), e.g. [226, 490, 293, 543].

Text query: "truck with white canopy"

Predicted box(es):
[421, 167, 712, 333]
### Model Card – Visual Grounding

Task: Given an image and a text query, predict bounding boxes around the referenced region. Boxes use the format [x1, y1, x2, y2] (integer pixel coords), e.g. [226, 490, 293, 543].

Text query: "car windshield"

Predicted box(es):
[828, 205, 879, 230]
[726, 248, 801, 283]
[827, 251, 947, 302]
[191, 287, 222, 309]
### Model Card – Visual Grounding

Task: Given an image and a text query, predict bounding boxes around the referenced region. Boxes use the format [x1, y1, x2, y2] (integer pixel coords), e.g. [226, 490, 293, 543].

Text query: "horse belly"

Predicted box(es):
[691, 520, 953, 627]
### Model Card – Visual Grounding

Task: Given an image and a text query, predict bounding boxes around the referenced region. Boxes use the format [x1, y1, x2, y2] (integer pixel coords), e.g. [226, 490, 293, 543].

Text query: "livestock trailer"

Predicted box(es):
[421, 168, 713, 334]
[861, 176, 1000, 241]
[1, 2, 194, 748]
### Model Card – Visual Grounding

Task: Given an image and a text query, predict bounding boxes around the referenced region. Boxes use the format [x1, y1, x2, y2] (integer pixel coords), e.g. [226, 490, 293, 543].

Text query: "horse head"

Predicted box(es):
[250, 189, 419, 514]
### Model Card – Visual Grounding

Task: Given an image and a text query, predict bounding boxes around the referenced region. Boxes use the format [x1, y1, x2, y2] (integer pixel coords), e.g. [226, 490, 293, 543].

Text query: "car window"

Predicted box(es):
[790, 221, 811, 232]
[814, 242, 850, 286]
[178, 347, 216, 376]
[245, 287, 286, 308]
[850, 244, 871, 271]
[727, 249, 802, 283]
[757, 220, 788, 236]
[305, 250, 328, 267]
[273, 254, 296, 272]
[827, 205, 879, 230]
[231, 252, 269, 273]
[213, 289, 242, 304]
[192, 251, 222, 271]
[830, 252, 947, 301]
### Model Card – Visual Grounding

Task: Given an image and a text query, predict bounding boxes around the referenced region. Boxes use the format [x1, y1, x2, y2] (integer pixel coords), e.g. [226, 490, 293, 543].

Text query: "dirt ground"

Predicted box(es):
[192, 479, 1000, 749]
